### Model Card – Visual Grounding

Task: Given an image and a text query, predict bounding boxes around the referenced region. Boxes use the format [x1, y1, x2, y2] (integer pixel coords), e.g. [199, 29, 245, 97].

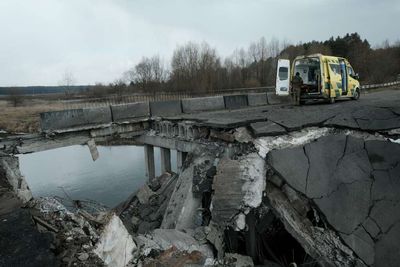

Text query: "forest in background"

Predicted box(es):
[112, 32, 399, 95]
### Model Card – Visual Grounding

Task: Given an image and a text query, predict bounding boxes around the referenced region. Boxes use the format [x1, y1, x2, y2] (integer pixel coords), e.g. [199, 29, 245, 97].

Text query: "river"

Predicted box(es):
[18, 145, 177, 207]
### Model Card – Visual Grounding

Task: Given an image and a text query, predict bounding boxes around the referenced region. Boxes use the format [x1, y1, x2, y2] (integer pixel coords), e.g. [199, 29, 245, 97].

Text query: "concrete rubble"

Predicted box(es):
[2, 125, 400, 266]
[2, 89, 400, 266]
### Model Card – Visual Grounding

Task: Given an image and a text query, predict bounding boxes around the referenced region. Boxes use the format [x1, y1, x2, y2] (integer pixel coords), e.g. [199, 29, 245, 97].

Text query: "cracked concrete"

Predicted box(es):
[267, 133, 400, 267]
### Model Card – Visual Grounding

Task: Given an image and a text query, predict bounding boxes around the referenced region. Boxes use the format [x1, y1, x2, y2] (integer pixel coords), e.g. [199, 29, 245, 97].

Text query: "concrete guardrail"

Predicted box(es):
[181, 96, 225, 113]
[40, 107, 112, 132]
[40, 80, 400, 132]
[149, 100, 182, 117]
[110, 102, 149, 122]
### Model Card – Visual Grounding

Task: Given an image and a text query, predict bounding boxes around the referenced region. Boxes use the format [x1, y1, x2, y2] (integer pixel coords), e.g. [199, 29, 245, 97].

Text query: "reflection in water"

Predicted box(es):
[18, 145, 177, 207]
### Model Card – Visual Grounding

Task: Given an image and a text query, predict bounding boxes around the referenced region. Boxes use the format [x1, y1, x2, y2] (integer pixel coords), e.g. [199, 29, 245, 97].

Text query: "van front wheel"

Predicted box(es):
[352, 88, 360, 100]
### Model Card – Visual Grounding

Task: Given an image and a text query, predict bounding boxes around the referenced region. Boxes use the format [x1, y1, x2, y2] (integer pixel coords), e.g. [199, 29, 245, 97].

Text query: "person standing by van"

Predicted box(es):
[291, 72, 303, 105]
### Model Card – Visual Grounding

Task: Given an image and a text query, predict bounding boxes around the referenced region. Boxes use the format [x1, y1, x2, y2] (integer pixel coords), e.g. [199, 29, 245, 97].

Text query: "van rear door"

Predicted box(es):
[276, 59, 290, 96]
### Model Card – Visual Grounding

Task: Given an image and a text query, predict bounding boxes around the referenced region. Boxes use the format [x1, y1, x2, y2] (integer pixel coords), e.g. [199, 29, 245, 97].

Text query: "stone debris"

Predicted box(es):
[119, 172, 178, 234]
[29, 197, 106, 266]
[223, 253, 254, 267]
[233, 127, 254, 143]
[136, 184, 156, 205]
[161, 152, 216, 230]
[94, 214, 136, 267]
[138, 246, 207, 267]
[135, 229, 214, 258]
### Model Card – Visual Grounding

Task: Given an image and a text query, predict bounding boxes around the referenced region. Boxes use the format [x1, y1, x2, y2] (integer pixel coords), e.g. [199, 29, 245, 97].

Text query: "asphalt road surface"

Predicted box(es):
[166, 88, 400, 134]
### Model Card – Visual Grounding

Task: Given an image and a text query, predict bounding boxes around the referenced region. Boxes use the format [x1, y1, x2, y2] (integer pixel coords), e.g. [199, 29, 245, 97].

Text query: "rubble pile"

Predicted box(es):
[118, 172, 178, 234]
[2, 108, 400, 266]
[29, 197, 107, 266]
[123, 126, 400, 267]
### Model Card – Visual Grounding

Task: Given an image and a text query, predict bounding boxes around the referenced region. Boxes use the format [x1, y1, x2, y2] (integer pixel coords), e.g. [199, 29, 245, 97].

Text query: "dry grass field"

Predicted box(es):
[0, 99, 67, 133]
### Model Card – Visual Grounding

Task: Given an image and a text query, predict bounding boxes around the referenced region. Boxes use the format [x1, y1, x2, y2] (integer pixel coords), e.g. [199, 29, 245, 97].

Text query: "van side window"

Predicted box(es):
[329, 64, 341, 75]
[279, 67, 288, 80]
[348, 67, 354, 76]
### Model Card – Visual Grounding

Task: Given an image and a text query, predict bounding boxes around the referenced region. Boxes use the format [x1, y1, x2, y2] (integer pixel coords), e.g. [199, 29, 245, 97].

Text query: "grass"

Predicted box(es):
[0, 99, 66, 134]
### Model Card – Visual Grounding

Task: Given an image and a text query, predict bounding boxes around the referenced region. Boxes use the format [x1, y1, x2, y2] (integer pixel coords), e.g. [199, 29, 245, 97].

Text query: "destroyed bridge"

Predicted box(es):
[1, 87, 400, 267]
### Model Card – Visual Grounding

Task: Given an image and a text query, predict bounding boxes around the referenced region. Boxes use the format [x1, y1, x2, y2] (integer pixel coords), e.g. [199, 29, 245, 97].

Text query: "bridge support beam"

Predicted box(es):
[177, 151, 188, 172]
[144, 144, 155, 180]
[160, 147, 171, 173]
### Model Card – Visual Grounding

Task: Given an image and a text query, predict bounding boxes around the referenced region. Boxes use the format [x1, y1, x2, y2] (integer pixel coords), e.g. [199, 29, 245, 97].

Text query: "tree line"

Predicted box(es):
[5, 32, 398, 106]
[113, 32, 399, 95]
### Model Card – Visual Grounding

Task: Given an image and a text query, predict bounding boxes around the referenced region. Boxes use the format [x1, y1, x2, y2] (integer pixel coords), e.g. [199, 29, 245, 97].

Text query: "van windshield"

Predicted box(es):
[294, 57, 321, 85]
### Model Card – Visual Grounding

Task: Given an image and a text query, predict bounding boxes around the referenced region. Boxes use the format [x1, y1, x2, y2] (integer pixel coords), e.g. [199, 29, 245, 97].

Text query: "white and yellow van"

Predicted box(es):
[276, 54, 361, 104]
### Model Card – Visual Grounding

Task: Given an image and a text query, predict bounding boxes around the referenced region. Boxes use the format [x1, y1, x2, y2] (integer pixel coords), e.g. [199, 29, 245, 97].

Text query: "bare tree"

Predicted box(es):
[126, 55, 168, 93]
[60, 70, 76, 97]
[170, 41, 220, 92]
[6, 88, 24, 107]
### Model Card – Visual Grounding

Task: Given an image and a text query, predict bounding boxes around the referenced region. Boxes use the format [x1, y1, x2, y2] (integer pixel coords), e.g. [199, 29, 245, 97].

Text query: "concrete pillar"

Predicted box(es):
[177, 151, 188, 172]
[144, 145, 155, 180]
[160, 147, 171, 173]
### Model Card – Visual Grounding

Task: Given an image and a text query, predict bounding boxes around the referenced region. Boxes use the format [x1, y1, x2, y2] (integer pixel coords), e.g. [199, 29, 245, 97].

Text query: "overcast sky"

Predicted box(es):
[0, 0, 399, 86]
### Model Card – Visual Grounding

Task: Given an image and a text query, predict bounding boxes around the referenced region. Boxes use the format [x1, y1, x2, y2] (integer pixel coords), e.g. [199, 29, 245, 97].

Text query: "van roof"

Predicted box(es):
[294, 54, 347, 62]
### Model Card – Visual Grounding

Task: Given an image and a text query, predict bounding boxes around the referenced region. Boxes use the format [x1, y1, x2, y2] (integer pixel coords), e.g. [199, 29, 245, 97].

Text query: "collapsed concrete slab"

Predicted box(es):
[211, 153, 265, 229]
[250, 120, 286, 137]
[265, 182, 364, 267]
[0, 155, 32, 203]
[161, 153, 215, 230]
[94, 214, 137, 267]
[267, 134, 400, 267]
[118, 172, 178, 234]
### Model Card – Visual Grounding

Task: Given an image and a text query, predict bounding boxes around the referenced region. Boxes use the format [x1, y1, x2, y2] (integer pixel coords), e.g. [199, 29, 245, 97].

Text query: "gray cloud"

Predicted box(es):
[0, 0, 398, 86]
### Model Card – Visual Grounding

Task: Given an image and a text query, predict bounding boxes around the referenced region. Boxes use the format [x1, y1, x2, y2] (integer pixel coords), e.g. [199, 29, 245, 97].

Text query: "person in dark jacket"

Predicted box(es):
[291, 72, 303, 105]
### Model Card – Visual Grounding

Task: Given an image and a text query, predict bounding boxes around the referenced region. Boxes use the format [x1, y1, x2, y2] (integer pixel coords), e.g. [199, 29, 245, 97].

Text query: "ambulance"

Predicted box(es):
[276, 54, 361, 104]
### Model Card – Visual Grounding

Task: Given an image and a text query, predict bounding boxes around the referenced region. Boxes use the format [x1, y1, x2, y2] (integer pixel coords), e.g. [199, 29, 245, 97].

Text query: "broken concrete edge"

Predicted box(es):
[253, 126, 398, 159]
[0, 155, 33, 203]
[264, 132, 400, 266]
[265, 181, 366, 267]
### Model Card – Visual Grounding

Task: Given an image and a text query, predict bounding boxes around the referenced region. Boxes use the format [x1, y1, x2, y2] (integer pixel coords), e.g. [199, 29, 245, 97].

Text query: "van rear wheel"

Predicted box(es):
[352, 88, 360, 100]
